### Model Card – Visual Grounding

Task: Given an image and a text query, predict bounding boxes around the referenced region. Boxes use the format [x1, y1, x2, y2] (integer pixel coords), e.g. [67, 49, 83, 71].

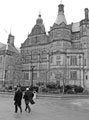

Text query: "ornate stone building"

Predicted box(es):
[21, 3, 89, 90]
[0, 34, 21, 87]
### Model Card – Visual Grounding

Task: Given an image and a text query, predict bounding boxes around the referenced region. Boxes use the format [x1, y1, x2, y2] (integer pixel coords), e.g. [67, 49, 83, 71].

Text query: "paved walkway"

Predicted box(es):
[0, 91, 89, 98]
[0, 94, 89, 120]
[37, 93, 89, 98]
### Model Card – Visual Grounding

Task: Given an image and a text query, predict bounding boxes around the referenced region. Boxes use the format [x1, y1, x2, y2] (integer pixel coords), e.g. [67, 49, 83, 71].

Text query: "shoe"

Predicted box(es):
[15, 111, 17, 113]
[28, 109, 31, 113]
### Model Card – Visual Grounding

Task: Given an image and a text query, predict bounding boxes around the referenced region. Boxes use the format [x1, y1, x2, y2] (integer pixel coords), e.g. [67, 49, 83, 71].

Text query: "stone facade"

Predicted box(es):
[0, 34, 22, 87]
[21, 3, 89, 90]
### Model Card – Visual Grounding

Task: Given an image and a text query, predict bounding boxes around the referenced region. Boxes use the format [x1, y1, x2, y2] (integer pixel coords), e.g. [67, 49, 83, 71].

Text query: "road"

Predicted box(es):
[0, 94, 89, 120]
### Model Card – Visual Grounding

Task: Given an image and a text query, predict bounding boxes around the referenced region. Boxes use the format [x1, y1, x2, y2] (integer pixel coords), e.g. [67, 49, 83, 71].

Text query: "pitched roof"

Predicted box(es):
[72, 22, 80, 32]
[0, 42, 5, 48]
[0, 43, 19, 54]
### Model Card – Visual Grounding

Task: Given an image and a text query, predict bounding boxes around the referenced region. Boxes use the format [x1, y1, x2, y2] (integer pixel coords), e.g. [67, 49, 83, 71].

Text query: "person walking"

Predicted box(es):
[23, 88, 34, 113]
[33, 90, 37, 101]
[14, 86, 23, 113]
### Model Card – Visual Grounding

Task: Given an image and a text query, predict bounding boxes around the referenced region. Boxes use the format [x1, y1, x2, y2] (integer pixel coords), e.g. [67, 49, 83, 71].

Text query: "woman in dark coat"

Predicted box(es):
[14, 86, 23, 113]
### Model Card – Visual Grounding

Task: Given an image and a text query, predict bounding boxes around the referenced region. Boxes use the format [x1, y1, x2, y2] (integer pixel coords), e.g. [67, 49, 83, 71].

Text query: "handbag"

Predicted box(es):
[30, 98, 35, 104]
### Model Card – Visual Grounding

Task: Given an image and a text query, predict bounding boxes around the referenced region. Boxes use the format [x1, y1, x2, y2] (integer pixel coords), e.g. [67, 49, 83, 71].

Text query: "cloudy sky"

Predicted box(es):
[0, 0, 89, 48]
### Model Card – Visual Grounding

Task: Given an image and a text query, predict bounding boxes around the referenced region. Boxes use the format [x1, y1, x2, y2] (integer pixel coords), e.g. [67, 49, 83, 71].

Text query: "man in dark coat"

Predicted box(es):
[14, 86, 23, 113]
[23, 88, 34, 113]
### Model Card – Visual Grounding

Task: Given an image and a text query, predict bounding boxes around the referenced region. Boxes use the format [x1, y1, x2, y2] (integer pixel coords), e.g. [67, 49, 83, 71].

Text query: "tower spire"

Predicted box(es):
[55, 2, 67, 25]
[10, 28, 12, 34]
[60, 0, 62, 4]
[39, 10, 41, 18]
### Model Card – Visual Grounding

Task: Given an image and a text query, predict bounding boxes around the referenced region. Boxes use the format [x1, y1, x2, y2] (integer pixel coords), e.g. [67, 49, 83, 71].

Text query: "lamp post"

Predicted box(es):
[30, 50, 34, 87]
[67, 56, 70, 84]
[30, 65, 35, 87]
[83, 53, 85, 89]
[79, 55, 81, 86]
[62, 52, 67, 94]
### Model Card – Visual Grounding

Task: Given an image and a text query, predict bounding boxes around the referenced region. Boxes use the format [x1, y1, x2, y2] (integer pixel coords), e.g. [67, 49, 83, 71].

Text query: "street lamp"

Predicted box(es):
[79, 55, 81, 86]
[82, 53, 85, 89]
[62, 52, 67, 94]
[30, 65, 35, 87]
[67, 56, 70, 84]
[30, 50, 35, 87]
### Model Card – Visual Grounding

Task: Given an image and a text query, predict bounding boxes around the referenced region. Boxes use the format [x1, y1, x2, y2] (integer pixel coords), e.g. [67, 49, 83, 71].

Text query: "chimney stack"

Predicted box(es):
[85, 8, 88, 20]
[7, 33, 15, 46]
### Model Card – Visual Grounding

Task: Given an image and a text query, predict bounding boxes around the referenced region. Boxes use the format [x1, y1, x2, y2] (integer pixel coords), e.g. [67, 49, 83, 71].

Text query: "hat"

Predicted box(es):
[26, 88, 29, 91]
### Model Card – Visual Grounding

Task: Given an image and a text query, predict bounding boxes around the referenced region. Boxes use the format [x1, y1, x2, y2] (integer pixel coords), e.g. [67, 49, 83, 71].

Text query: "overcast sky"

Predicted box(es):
[0, 0, 89, 48]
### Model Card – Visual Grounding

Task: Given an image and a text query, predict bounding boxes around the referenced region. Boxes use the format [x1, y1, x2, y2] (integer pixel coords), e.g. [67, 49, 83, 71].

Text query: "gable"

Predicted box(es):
[58, 22, 67, 27]
[51, 22, 69, 31]
[32, 25, 42, 35]
[31, 24, 46, 36]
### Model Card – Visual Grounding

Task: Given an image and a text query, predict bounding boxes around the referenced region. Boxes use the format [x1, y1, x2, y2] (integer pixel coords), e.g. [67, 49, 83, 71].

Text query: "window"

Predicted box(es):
[0, 56, 2, 64]
[56, 55, 61, 60]
[50, 56, 53, 63]
[70, 56, 77, 66]
[32, 55, 38, 60]
[56, 61, 61, 66]
[25, 56, 30, 63]
[56, 55, 61, 65]
[33, 72, 37, 80]
[40, 54, 47, 62]
[84, 59, 86, 66]
[86, 75, 88, 80]
[24, 73, 29, 80]
[70, 71, 77, 80]
[32, 28, 41, 35]
[50, 71, 53, 76]
[21, 50, 24, 54]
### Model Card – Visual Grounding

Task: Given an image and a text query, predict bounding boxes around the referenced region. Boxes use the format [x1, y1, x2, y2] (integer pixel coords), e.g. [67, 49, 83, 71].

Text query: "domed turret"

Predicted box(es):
[30, 13, 46, 35]
[36, 14, 43, 25]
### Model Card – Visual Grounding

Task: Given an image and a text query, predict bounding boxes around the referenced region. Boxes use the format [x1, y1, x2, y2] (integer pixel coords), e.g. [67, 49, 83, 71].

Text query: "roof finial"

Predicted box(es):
[38, 10, 41, 18]
[10, 28, 12, 35]
[28, 32, 29, 37]
[60, 0, 62, 4]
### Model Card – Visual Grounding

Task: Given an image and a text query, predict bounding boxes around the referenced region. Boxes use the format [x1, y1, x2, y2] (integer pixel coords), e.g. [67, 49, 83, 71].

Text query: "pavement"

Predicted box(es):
[37, 93, 89, 99]
[0, 91, 89, 99]
[0, 94, 89, 120]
